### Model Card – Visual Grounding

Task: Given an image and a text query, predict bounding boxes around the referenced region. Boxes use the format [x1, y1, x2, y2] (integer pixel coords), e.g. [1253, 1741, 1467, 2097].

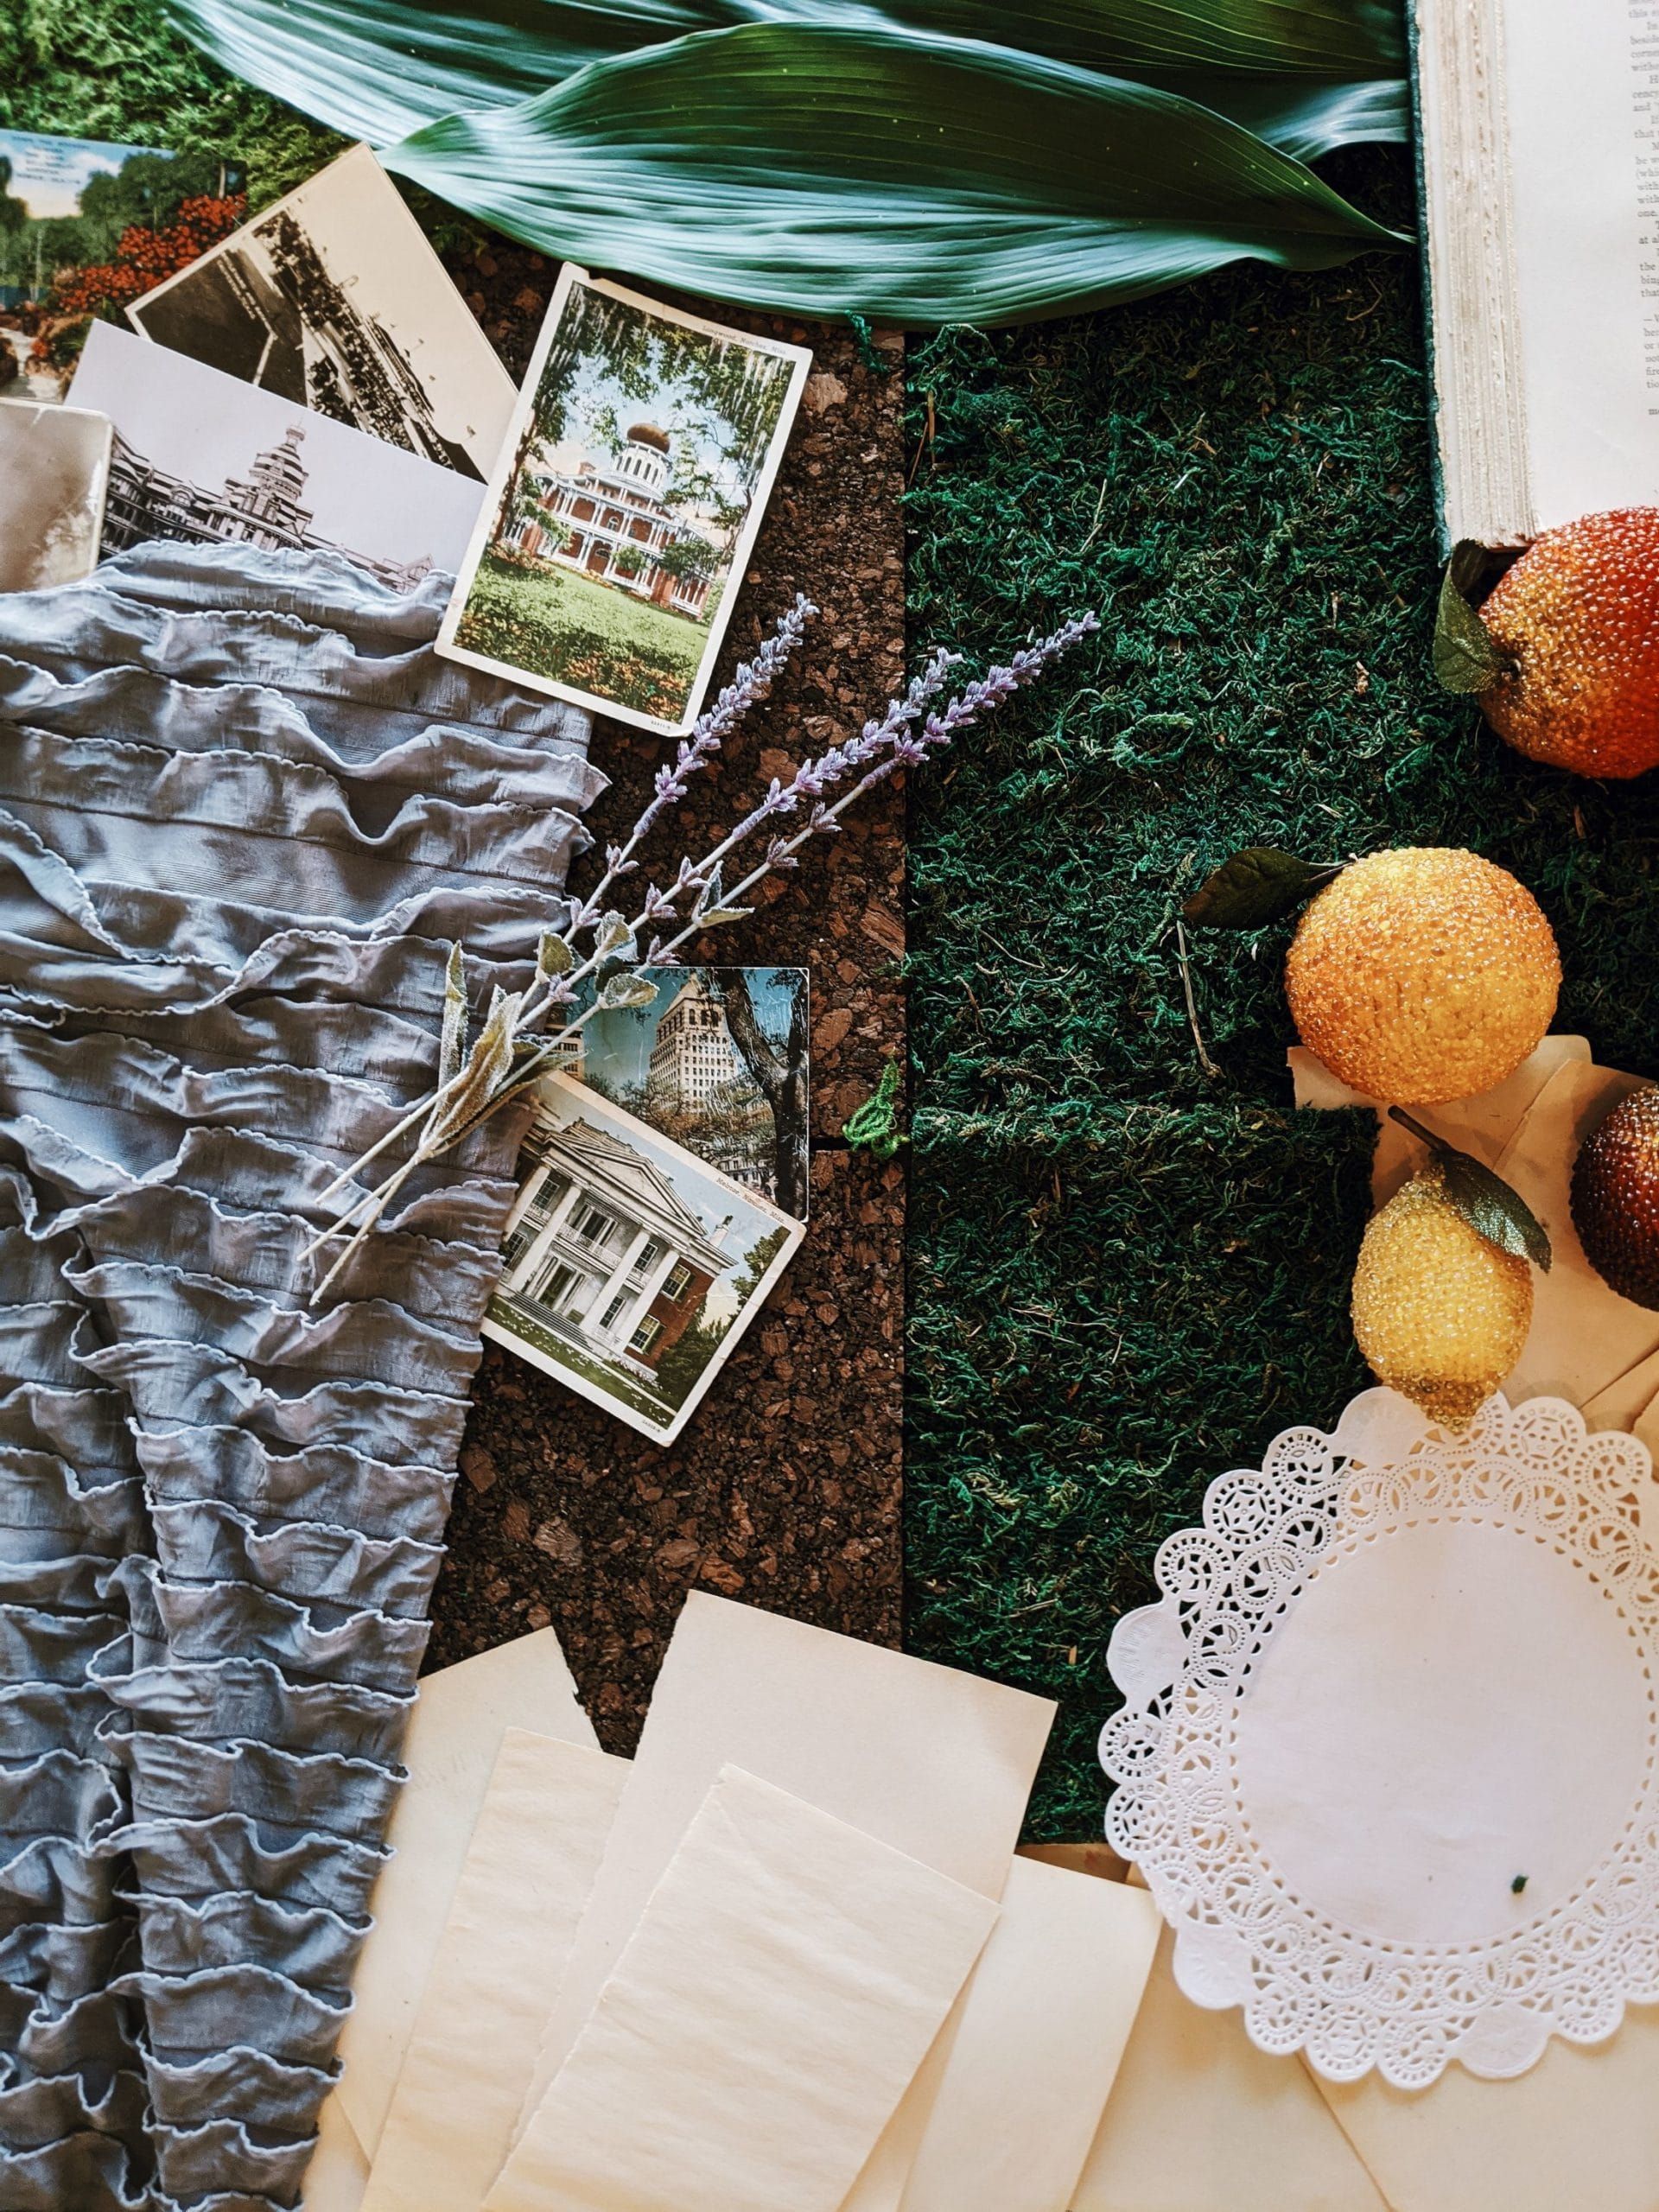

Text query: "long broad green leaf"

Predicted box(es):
[371, 24, 1399, 327]
[165, 0, 1405, 154]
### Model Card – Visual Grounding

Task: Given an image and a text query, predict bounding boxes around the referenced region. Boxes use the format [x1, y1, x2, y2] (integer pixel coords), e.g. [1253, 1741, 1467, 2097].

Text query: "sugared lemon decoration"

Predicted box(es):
[1351, 1169, 1533, 1427]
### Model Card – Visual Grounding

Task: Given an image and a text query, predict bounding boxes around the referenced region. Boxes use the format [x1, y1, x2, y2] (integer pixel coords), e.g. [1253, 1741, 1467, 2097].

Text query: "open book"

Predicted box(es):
[1416, 0, 1659, 544]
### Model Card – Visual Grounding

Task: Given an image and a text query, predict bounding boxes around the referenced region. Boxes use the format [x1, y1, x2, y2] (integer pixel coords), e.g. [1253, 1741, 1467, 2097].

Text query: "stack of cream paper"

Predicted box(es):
[309, 1599, 1455, 2212]
[316, 1595, 1184, 2212]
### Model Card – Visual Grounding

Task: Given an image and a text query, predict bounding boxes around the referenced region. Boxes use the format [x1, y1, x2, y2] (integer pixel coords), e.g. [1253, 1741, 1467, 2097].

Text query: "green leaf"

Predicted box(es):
[437, 942, 467, 1088]
[162, 16, 1403, 327]
[536, 930, 573, 978]
[1432, 541, 1506, 696]
[1389, 1109, 1553, 1272]
[691, 906, 753, 931]
[597, 971, 661, 1010]
[164, 0, 1406, 155]
[423, 985, 523, 1146]
[1182, 847, 1344, 929]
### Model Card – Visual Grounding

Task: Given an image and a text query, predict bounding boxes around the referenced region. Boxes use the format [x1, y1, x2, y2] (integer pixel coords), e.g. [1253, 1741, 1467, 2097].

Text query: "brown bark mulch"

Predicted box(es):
[424, 246, 908, 1749]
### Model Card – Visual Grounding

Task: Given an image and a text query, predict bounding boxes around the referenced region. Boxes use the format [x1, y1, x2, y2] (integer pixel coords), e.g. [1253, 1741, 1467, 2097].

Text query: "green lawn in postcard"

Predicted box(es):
[453, 553, 709, 721]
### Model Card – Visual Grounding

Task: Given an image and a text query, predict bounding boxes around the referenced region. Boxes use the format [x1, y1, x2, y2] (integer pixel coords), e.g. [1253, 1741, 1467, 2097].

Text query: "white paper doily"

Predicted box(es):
[1100, 1389, 1659, 2088]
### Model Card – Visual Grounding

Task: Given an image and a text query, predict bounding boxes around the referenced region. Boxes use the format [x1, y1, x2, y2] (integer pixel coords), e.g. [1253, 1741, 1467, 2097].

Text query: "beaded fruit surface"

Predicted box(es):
[1571, 1087, 1659, 1309]
[1284, 847, 1560, 1105]
[1478, 507, 1659, 779]
[1351, 1168, 1533, 1426]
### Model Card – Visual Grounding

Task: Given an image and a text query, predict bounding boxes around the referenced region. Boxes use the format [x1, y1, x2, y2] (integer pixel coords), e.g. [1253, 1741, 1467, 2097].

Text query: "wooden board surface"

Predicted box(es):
[426, 245, 907, 1745]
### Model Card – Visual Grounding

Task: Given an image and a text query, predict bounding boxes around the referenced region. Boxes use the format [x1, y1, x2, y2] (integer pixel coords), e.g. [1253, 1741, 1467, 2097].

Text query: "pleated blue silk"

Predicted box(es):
[0, 542, 601, 2209]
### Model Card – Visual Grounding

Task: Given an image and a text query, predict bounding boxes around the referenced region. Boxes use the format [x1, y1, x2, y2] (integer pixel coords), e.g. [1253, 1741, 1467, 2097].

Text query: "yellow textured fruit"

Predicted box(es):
[1351, 1170, 1533, 1427]
[1285, 847, 1560, 1104]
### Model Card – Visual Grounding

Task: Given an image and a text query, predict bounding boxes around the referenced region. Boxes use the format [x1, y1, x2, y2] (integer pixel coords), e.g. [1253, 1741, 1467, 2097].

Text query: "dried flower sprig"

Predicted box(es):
[302, 608, 1097, 1301]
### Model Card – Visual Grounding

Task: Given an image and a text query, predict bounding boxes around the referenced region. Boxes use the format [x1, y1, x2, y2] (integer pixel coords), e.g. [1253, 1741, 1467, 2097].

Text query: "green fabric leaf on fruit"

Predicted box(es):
[1183, 847, 1344, 929]
[1390, 1109, 1553, 1272]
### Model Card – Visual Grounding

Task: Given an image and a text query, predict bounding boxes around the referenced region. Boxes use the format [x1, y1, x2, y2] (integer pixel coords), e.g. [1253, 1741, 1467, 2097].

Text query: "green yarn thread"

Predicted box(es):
[843, 1062, 906, 1157]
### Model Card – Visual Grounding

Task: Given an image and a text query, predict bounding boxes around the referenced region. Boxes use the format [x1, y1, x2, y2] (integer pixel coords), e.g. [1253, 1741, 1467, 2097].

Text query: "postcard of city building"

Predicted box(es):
[539, 967, 809, 1216]
[69, 321, 484, 591]
[484, 1074, 804, 1446]
[129, 144, 515, 480]
[439, 268, 811, 735]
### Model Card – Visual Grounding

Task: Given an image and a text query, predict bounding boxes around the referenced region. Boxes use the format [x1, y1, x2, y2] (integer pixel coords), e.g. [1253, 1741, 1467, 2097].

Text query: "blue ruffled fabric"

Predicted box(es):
[0, 543, 600, 2209]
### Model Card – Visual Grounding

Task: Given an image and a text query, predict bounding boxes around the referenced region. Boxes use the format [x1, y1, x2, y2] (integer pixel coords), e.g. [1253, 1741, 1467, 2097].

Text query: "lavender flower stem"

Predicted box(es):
[302, 611, 1096, 1294]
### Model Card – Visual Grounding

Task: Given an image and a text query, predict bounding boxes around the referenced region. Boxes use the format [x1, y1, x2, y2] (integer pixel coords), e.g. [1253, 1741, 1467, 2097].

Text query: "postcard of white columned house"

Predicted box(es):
[483, 1074, 804, 1446]
[126, 143, 515, 480]
[436, 264, 810, 734]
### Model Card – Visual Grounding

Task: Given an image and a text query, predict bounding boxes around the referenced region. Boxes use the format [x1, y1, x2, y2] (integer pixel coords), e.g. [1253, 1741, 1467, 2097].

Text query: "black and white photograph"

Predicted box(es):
[549, 966, 810, 1217]
[0, 398, 111, 589]
[126, 143, 516, 480]
[67, 320, 485, 590]
[437, 265, 810, 734]
[484, 1075, 804, 1446]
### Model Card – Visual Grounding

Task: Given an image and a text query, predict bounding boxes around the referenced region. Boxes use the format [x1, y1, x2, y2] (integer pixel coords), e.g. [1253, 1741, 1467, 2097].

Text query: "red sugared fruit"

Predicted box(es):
[1478, 508, 1659, 778]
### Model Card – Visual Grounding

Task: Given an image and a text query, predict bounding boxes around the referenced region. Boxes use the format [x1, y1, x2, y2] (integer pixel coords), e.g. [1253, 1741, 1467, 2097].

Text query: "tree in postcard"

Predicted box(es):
[494, 281, 794, 549]
[704, 969, 809, 1221]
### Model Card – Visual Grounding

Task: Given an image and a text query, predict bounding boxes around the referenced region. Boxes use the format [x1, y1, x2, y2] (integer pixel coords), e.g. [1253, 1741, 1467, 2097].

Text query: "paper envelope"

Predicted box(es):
[897, 1853, 1161, 2212]
[1317, 2015, 1659, 2212]
[1074, 1924, 1391, 2212]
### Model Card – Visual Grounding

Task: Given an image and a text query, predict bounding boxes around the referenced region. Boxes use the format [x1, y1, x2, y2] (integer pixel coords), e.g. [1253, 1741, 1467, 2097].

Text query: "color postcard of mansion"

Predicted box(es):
[505, 420, 716, 619]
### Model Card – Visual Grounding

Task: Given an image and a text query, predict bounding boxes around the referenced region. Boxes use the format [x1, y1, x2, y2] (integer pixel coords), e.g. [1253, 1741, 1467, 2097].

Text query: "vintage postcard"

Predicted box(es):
[0, 130, 242, 402]
[484, 1075, 805, 1446]
[436, 265, 810, 734]
[127, 143, 515, 480]
[550, 967, 809, 1218]
[0, 399, 111, 590]
[68, 320, 484, 590]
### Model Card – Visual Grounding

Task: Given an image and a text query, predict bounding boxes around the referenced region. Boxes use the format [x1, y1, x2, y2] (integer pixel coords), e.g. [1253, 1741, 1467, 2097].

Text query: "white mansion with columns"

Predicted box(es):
[505, 421, 717, 618]
[494, 1112, 731, 1378]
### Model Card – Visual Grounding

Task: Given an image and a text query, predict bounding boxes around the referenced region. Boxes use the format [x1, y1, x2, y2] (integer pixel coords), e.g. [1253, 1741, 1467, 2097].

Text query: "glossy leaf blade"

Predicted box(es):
[164, 0, 1406, 149]
[1184, 846, 1344, 928]
[1388, 1110, 1553, 1274]
[369, 26, 1401, 327]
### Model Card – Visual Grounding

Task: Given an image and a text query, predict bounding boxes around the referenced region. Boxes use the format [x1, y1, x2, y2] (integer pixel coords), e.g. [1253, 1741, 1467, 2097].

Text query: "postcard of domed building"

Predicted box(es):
[483, 1071, 805, 1445]
[437, 265, 811, 735]
[67, 321, 485, 590]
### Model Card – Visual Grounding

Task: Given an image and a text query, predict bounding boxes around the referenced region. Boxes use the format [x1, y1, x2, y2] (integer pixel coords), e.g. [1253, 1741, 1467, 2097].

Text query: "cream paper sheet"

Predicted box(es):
[1073, 1925, 1391, 2212]
[486, 1766, 1000, 2212]
[1287, 1037, 1590, 1205]
[335, 1630, 598, 2159]
[1316, 2012, 1659, 2212]
[516, 1593, 1054, 2122]
[304, 2088, 371, 2211]
[361, 1731, 628, 2212]
[896, 1855, 1160, 2212]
